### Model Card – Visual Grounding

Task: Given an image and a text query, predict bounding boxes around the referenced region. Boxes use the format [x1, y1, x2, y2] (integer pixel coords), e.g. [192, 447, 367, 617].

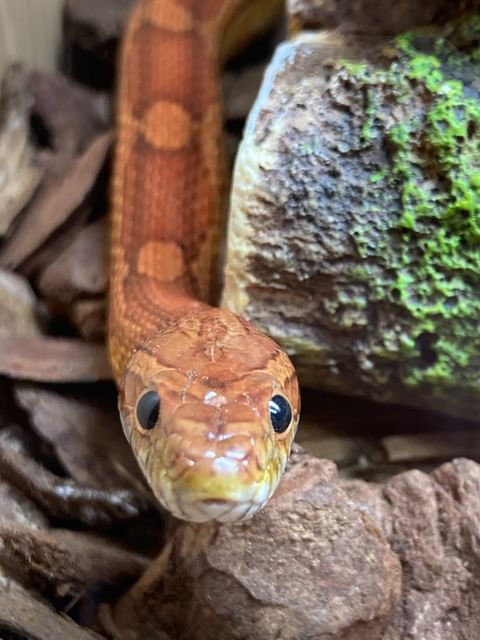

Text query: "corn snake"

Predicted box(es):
[108, 0, 300, 522]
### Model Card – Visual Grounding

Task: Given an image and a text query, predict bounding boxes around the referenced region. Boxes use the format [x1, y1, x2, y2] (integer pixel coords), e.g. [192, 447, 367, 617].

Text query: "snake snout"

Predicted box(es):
[150, 401, 278, 522]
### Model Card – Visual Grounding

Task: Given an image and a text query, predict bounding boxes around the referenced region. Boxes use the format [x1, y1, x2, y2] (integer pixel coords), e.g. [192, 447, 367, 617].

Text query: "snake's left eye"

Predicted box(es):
[136, 390, 160, 429]
[269, 395, 292, 433]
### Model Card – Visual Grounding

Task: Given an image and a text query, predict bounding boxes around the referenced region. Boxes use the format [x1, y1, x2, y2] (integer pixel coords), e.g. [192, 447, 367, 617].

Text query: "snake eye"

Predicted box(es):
[136, 390, 160, 430]
[269, 395, 292, 433]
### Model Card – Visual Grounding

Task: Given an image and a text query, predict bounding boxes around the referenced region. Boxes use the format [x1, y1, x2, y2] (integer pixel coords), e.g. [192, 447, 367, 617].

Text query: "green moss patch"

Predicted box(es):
[340, 14, 480, 393]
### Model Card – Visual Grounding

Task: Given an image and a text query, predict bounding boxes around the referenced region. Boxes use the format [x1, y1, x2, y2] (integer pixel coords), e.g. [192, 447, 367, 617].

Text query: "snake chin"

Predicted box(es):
[157, 487, 274, 523]
[150, 451, 287, 523]
[175, 499, 269, 523]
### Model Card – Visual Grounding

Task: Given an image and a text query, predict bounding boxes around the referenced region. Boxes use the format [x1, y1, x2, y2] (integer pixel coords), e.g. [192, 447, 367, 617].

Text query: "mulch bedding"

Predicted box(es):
[0, 2, 478, 638]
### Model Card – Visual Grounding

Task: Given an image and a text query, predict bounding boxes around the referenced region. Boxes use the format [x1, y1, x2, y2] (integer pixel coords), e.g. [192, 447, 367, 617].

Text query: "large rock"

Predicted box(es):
[222, 15, 480, 420]
[109, 453, 480, 639]
[288, 0, 480, 34]
[112, 453, 401, 640]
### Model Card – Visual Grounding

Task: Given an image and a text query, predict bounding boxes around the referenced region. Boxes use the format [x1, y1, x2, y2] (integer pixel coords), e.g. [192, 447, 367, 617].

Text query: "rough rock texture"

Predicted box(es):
[343, 458, 480, 639]
[222, 16, 480, 420]
[109, 454, 480, 639]
[288, 0, 480, 34]
[112, 453, 401, 640]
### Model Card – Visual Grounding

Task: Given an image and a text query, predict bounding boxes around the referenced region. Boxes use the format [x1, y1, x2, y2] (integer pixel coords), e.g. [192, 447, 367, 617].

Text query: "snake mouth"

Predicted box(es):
[165, 495, 270, 523]
[152, 468, 276, 523]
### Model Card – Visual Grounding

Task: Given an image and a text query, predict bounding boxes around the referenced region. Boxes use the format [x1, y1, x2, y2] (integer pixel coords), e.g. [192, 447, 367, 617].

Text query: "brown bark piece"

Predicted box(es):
[0, 65, 43, 236]
[39, 218, 108, 302]
[113, 454, 400, 640]
[0, 577, 103, 640]
[0, 523, 147, 602]
[29, 70, 110, 157]
[64, 0, 136, 89]
[383, 431, 480, 463]
[0, 268, 42, 336]
[0, 481, 48, 529]
[70, 297, 106, 340]
[287, 0, 480, 35]
[21, 200, 92, 278]
[14, 384, 145, 493]
[0, 335, 111, 382]
[65, 0, 135, 42]
[0, 131, 112, 270]
[38, 216, 108, 338]
[0, 427, 146, 527]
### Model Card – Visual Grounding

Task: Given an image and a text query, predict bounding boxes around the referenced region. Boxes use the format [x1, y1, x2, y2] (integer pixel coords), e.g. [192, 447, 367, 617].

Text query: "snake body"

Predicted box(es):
[108, 0, 300, 522]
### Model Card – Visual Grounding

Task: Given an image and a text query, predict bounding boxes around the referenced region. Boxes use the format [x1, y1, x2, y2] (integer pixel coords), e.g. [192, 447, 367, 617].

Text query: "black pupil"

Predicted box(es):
[136, 391, 160, 429]
[269, 395, 292, 433]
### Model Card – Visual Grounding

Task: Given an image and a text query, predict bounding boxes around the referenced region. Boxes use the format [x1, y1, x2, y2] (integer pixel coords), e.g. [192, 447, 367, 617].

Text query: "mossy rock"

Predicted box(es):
[223, 13, 480, 420]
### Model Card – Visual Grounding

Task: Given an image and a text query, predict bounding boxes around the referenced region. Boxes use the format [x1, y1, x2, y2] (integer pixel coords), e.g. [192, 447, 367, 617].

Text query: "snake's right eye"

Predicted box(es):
[136, 390, 160, 429]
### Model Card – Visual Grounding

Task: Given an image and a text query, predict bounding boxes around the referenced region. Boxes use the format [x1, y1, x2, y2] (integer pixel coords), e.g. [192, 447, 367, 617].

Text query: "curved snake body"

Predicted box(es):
[109, 0, 300, 522]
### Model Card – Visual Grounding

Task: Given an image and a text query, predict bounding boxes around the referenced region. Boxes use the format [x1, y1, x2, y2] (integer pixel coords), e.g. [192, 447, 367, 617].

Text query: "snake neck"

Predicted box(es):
[108, 0, 283, 381]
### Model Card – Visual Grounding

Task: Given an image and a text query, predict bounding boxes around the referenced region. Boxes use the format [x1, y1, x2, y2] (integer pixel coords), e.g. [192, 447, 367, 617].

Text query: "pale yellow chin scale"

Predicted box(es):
[151, 465, 281, 523]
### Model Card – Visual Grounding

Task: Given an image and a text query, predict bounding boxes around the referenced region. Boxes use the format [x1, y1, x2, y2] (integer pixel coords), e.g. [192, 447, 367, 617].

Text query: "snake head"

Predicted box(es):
[118, 310, 300, 523]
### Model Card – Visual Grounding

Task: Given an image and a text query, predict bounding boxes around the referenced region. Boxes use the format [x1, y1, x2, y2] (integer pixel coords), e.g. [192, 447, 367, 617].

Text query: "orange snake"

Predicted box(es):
[108, 0, 300, 522]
